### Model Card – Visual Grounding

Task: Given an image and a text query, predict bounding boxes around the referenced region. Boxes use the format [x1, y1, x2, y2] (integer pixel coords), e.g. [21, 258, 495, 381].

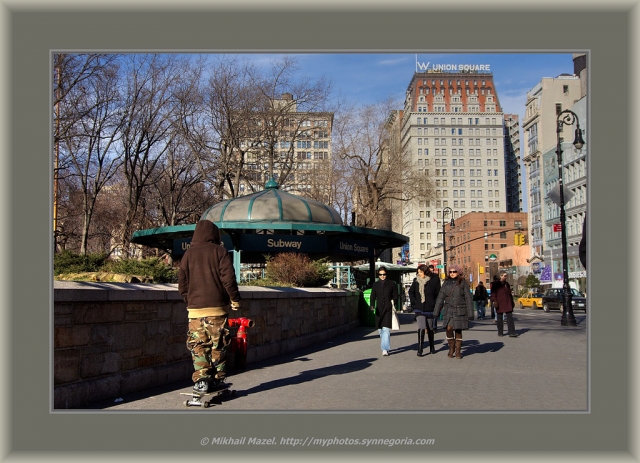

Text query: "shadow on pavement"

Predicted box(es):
[240, 326, 379, 373]
[461, 340, 505, 355]
[233, 357, 377, 399]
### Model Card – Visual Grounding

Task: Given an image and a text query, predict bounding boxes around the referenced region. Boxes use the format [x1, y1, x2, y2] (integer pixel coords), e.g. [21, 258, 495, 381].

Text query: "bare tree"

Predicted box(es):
[250, 56, 333, 192]
[148, 136, 216, 227]
[54, 54, 122, 254]
[333, 99, 435, 229]
[187, 56, 264, 199]
[176, 55, 333, 199]
[116, 54, 186, 255]
[54, 54, 122, 144]
[58, 56, 125, 254]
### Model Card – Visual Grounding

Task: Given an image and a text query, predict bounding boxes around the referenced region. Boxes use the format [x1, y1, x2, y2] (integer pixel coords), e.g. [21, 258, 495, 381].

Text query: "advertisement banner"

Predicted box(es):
[539, 265, 552, 283]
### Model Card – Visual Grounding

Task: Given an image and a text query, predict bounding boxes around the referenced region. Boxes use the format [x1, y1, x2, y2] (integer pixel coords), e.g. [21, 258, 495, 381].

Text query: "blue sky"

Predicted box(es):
[212, 52, 576, 122]
[202, 52, 577, 211]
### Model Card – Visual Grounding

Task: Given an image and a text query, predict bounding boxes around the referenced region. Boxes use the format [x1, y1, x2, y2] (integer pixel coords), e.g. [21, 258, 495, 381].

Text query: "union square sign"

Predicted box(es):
[415, 57, 491, 73]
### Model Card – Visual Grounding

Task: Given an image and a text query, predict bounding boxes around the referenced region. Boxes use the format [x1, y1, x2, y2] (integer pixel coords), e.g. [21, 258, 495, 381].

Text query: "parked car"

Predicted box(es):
[516, 292, 544, 310]
[541, 288, 587, 313]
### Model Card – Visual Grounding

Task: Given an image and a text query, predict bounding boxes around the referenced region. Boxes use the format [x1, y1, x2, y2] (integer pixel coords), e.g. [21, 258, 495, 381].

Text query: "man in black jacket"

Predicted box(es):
[473, 281, 488, 320]
[179, 220, 242, 393]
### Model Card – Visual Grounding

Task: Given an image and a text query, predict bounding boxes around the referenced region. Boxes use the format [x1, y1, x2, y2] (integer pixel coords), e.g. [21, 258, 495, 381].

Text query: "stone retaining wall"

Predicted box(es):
[54, 282, 361, 409]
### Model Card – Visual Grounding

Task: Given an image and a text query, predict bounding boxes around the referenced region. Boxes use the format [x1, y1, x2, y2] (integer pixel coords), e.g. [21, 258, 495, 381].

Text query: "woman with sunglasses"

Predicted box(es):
[433, 264, 474, 359]
[369, 266, 399, 356]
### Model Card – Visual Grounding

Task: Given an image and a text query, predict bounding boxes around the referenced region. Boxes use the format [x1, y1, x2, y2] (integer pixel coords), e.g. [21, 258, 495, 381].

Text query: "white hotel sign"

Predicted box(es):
[416, 60, 491, 73]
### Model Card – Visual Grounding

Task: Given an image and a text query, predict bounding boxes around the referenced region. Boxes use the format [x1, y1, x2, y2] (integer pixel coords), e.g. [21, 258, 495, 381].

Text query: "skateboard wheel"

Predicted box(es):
[184, 400, 189, 407]
[202, 402, 209, 408]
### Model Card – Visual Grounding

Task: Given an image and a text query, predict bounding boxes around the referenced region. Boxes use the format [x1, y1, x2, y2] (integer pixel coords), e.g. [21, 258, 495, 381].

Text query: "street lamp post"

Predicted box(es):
[555, 109, 585, 327]
[442, 207, 454, 275]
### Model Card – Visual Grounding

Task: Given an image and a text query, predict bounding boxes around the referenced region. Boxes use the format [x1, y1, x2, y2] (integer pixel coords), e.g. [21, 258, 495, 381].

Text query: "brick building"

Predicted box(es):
[443, 211, 528, 288]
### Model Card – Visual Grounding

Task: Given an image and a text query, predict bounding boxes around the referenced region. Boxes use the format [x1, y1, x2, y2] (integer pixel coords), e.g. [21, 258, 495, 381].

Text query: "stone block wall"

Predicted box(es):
[53, 282, 360, 409]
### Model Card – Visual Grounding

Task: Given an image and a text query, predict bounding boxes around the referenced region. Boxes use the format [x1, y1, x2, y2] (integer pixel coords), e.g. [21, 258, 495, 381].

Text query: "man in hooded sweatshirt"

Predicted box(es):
[178, 220, 242, 393]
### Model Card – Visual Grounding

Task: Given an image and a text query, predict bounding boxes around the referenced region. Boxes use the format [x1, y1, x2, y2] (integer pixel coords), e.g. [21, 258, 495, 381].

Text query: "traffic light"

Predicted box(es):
[514, 232, 525, 246]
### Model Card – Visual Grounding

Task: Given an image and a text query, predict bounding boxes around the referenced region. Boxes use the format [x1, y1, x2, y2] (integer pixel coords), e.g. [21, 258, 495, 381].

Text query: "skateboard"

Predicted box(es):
[181, 383, 236, 408]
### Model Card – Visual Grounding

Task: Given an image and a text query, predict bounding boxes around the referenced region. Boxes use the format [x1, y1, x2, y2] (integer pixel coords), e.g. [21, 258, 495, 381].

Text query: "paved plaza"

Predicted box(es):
[86, 308, 588, 412]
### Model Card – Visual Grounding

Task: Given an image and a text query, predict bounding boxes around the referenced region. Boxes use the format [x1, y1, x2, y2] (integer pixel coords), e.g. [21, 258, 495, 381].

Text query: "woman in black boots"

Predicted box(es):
[433, 264, 474, 359]
[409, 264, 441, 356]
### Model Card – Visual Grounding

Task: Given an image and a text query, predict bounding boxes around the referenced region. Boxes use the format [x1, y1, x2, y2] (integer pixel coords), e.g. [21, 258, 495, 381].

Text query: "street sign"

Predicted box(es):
[547, 183, 574, 207]
[436, 265, 443, 269]
[553, 223, 562, 232]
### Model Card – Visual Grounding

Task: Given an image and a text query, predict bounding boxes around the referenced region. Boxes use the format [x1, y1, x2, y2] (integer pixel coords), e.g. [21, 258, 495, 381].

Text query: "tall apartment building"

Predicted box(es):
[504, 114, 523, 212]
[240, 93, 334, 203]
[521, 75, 581, 259]
[521, 56, 586, 291]
[396, 70, 516, 265]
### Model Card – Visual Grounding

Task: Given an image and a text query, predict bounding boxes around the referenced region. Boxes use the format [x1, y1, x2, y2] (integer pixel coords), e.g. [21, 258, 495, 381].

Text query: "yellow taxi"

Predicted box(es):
[516, 292, 544, 310]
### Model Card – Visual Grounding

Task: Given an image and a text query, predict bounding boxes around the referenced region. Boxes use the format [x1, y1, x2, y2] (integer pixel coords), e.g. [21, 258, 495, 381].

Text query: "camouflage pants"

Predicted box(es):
[187, 316, 230, 383]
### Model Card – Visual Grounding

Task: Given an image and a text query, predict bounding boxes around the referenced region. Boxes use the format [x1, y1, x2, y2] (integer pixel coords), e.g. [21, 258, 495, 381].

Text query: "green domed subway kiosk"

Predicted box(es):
[131, 179, 409, 286]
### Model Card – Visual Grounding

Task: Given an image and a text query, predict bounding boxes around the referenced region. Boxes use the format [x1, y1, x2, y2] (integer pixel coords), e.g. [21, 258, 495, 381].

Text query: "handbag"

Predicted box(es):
[391, 300, 400, 331]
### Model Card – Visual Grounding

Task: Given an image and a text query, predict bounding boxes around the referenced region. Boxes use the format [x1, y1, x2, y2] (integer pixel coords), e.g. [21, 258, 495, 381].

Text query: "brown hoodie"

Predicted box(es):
[178, 220, 241, 317]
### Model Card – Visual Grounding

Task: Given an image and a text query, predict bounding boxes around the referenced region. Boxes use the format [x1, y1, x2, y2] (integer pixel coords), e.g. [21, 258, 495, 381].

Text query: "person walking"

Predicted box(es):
[433, 264, 474, 359]
[409, 264, 441, 356]
[473, 281, 488, 320]
[369, 266, 399, 356]
[178, 220, 242, 393]
[490, 274, 500, 321]
[490, 271, 519, 338]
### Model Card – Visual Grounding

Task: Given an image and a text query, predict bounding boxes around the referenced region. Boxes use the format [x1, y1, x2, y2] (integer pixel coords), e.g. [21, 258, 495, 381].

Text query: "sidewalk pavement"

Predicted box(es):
[85, 308, 587, 411]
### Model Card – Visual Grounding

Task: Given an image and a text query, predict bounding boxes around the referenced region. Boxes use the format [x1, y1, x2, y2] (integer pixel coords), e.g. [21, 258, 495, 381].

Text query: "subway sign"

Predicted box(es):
[172, 234, 374, 258]
[240, 235, 321, 253]
[173, 235, 234, 257]
[330, 237, 373, 257]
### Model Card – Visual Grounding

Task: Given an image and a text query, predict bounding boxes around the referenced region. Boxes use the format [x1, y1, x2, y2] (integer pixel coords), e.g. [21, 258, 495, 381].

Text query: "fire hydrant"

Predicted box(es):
[228, 317, 254, 370]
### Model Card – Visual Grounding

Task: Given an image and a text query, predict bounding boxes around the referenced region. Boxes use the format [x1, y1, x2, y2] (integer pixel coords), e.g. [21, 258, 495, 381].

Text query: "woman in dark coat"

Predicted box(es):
[433, 264, 474, 359]
[409, 264, 441, 356]
[490, 271, 519, 337]
[369, 266, 399, 356]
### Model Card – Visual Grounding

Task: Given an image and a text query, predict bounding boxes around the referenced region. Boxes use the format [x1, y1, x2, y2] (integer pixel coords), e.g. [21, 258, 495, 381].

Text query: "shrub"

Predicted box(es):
[103, 257, 178, 283]
[264, 253, 334, 287]
[53, 251, 178, 283]
[54, 250, 109, 275]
